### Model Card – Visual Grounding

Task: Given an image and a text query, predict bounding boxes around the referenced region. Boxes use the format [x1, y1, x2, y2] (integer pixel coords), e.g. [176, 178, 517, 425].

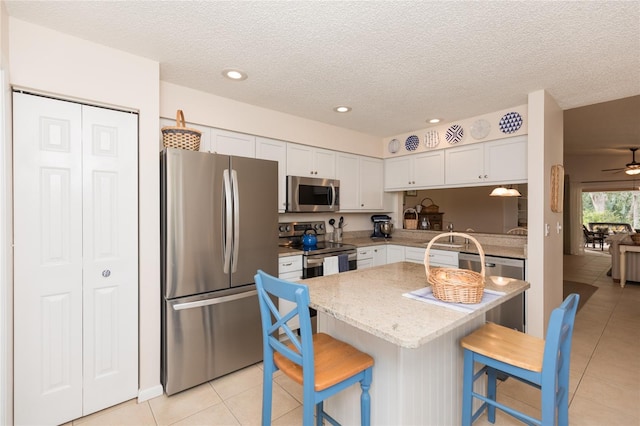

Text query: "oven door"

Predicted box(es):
[303, 251, 357, 279]
[287, 175, 339, 212]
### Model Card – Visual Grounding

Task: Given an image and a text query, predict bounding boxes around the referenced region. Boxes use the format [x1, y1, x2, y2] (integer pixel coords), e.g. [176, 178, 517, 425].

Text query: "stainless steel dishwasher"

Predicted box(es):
[459, 253, 525, 332]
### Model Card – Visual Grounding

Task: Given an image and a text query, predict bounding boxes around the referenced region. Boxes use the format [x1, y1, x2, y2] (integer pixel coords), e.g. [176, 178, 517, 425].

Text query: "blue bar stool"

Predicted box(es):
[255, 270, 374, 426]
[460, 293, 579, 425]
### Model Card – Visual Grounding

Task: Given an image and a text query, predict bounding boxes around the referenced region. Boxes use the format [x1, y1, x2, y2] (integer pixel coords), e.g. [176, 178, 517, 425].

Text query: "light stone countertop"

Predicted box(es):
[278, 233, 527, 259]
[303, 262, 529, 349]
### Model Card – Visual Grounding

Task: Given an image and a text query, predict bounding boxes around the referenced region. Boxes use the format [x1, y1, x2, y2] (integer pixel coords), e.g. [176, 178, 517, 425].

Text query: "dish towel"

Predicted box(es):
[323, 256, 339, 276]
[338, 254, 349, 272]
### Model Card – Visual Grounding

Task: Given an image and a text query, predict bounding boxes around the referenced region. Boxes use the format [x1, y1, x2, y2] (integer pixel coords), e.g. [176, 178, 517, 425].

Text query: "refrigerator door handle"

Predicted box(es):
[231, 169, 240, 273]
[223, 169, 233, 273]
[172, 290, 258, 311]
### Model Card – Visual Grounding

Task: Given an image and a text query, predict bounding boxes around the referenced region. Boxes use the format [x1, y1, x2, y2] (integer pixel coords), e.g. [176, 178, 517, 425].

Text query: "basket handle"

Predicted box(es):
[424, 232, 485, 279]
[175, 110, 186, 128]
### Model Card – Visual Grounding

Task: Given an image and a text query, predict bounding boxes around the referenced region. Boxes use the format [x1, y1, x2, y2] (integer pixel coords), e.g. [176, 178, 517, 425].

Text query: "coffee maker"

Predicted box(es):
[371, 215, 393, 238]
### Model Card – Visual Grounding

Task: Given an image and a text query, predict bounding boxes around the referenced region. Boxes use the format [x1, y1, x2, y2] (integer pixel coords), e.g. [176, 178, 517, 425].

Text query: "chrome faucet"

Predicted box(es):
[447, 223, 454, 243]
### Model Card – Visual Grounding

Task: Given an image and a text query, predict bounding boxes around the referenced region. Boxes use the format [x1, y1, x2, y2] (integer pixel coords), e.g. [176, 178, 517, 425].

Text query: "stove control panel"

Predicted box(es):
[278, 221, 326, 238]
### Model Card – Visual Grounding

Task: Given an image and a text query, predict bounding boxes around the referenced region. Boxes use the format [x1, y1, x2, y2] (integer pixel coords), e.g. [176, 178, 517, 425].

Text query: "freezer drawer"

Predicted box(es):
[162, 288, 263, 395]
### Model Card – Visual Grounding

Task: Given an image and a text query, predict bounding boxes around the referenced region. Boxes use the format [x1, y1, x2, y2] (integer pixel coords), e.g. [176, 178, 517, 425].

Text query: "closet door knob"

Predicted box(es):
[102, 269, 111, 278]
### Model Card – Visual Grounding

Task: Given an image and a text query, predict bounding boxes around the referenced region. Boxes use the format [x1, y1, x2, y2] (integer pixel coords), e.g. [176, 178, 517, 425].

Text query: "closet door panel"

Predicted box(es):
[13, 93, 84, 425]
[81, 105, 138, 415]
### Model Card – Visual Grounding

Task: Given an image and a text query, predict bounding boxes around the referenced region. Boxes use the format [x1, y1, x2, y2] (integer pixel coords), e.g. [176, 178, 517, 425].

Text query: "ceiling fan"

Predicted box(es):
[601, 148, 640, 175]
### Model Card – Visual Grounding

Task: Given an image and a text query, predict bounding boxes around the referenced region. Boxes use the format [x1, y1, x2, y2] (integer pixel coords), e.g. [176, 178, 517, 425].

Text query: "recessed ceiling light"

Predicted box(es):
[333, 106, 352, 113]
[222, 69, 248, 81]
[428, 118, 441, 124]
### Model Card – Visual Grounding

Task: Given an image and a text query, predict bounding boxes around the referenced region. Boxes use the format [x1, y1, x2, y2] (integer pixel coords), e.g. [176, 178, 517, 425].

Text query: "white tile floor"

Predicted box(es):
[67, 252, 640, 425]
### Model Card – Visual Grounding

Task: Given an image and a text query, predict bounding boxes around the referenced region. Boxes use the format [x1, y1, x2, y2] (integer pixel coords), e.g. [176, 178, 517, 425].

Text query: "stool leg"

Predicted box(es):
[462, 350, 474, 426]
[261, 361, 274, 426]
[316, 402, 323, 426]
[487, 368, 498, 423]
[360, 367, 373, 426]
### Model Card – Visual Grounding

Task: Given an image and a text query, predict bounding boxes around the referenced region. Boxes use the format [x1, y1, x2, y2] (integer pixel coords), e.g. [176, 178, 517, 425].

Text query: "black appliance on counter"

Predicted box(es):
[371, 215, 393, 238]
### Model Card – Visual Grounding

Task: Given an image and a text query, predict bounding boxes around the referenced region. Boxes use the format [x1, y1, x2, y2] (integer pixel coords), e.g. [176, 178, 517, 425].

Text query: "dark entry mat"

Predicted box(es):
[563, 281, 598, 311]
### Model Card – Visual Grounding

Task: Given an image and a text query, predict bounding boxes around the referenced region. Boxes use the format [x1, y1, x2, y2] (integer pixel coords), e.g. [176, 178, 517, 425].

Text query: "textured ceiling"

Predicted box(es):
[4, 1, 640, 148]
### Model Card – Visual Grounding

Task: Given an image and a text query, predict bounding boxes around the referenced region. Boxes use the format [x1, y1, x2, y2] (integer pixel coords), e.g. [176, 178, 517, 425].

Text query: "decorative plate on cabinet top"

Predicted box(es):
[445, 124, 464, 144]
[405, 135, 420, 151]
[499, 112, 523, 134]
[470, 119, 491, 140]
[424, 130, 440, 148]
[388, 138, 400, 153]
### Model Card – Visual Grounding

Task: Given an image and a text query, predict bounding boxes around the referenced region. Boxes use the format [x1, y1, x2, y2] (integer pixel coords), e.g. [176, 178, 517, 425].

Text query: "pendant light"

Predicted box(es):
[489, 186, 522, 197]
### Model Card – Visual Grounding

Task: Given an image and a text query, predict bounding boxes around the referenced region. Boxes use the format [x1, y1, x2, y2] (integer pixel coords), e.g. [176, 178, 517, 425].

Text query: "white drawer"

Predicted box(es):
[278, 255, 302, 274]
[357, 247, 373, 260]
[427, 249, 459, 268]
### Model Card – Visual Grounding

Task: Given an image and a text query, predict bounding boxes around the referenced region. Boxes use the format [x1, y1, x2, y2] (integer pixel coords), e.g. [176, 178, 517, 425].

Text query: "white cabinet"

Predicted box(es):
[337, 153, 384, 211]
[445, 136, 527, 186]
[356, 245, 387, 269]
[256, 137, 287, 212]
[384, 151, 444, 191]
[14, 94, 138, 425]
[386, 245, 406, 264]
[404, 247, 427, 264]
[287, 143, 336, 178]
[426, 248, 459, 267]
[211, 128, 255, 157]
[278, 255, 303, 332]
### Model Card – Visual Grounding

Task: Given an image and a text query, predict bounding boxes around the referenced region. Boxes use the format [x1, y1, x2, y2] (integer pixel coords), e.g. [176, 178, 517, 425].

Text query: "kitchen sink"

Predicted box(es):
[426, 242, 465, 248]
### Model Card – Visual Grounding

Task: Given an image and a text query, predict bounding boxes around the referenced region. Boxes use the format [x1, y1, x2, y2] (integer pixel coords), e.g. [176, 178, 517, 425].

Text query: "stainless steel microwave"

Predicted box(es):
[286, 176, 340, 212]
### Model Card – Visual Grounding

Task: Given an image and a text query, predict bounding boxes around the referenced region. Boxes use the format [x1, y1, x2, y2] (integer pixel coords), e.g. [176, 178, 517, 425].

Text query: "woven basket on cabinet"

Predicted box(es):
[404, 208, 418, 230]
[424, 232, 485, 304]
[161, 110, 202, 151]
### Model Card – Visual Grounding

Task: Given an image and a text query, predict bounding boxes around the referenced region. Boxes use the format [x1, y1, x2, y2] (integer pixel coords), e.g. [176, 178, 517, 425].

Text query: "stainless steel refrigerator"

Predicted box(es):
[161, 148, 278, 395]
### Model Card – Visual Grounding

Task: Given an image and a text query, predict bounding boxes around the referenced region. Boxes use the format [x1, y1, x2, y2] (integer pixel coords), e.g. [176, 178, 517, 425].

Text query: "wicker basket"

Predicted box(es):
[404, 208, 418, 230]
[421, 197, 440, 213]
[161, 110, 202, 151]
[424, 232, 485, 303]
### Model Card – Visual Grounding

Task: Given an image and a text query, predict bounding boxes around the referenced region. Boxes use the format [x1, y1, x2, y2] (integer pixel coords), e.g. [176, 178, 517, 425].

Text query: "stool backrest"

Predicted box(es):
[542, 293, 579, 393]
[254, 270, 315, 377]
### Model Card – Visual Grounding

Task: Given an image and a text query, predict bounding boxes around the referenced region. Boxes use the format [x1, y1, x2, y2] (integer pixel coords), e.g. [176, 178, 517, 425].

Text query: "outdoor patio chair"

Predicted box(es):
[582, 225, 604, 250]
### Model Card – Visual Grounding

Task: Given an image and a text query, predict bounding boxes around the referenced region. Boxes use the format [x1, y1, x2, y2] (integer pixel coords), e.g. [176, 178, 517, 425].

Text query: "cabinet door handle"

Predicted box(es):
[281, 262, 293, 267]
[484, 174, 488, 179]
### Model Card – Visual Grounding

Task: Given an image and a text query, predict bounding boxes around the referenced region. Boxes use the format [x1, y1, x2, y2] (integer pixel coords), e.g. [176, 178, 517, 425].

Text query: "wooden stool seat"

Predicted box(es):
[275, 332, 374, 392]
[461, 322, 544, 372]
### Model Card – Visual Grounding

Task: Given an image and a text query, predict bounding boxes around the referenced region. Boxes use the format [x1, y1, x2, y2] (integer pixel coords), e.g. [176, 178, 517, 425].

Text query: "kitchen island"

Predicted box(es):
[303, 261, 529, 425]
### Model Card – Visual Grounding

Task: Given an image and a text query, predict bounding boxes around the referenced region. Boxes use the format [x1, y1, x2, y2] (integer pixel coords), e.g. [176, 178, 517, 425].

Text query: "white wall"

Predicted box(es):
[160, 81, 382, 157]
[0, 2, 12, 423]
[8, 17, 163, 403]
[527, 90, 564, 338]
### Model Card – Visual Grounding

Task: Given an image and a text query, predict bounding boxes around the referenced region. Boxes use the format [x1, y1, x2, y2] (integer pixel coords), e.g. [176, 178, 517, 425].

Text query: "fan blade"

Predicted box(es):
[601, 167, 625, 172]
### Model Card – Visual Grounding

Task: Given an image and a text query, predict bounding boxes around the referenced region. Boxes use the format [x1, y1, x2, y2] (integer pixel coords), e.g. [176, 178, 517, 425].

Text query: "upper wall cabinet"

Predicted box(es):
[211, 128, 255, 158]
[287, 143, 336, 179]
[337, 153, 384, 211]
[445, 136, 527, 186]
[384, 151, 445, 191]
[256, 137, 287, 212]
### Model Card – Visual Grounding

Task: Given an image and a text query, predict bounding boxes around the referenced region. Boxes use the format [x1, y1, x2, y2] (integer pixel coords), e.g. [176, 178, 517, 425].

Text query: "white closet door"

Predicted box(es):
[14, 94, 139, 424]
[81, 105, 138, 415]
[14, 93, 84, 425]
